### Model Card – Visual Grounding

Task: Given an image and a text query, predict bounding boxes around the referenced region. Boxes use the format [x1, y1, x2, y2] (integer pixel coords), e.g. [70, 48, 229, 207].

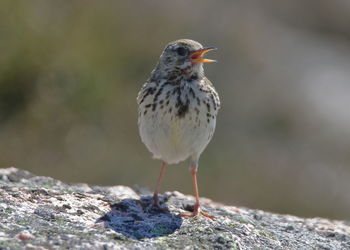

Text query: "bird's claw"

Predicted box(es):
[180, 210, 215, 219]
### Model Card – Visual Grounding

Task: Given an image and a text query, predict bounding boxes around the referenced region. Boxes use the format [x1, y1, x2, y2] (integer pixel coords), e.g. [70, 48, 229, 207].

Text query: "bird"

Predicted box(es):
[137, 39, 220, 218]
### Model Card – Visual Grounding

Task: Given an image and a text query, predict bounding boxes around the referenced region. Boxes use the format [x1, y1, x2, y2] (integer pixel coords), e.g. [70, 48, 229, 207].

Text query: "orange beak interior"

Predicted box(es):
[191, 47, 217, 64]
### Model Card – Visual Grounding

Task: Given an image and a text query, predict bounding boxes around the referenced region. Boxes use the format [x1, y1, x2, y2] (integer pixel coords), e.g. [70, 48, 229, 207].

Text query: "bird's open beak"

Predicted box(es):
[190, 47, 217, 64]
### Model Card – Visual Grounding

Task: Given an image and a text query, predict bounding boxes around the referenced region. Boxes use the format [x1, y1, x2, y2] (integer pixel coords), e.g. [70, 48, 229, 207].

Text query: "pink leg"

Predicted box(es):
[192, 167, 200, 216]
[152, 162, 167, 209]
[180, 167, 214, 219]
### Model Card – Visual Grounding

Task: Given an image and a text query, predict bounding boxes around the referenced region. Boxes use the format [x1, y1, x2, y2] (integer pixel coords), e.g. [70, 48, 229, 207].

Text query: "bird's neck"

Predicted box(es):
[152, 63, 204, 82]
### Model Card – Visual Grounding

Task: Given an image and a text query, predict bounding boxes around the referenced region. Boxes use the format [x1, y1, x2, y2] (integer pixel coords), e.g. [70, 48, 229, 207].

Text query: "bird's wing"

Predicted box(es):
[137, 81, 157, 106]
[203, 77, 221, 111]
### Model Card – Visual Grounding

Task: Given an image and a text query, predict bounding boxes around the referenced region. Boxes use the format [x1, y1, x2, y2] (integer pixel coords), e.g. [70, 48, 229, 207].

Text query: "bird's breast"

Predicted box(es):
[137, 78, 219, 163]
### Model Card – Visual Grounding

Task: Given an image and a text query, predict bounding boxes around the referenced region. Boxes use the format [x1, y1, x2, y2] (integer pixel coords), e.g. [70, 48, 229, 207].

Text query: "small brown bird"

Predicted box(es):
[137, 39, 220, 218]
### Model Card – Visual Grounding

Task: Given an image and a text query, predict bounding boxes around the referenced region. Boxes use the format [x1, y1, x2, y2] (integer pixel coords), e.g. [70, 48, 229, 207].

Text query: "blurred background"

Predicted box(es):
[1, 0, 350, 220]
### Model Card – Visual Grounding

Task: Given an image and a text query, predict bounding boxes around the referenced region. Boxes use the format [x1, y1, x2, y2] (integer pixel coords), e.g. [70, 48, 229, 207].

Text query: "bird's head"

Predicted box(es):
[158, 39, 216, 76]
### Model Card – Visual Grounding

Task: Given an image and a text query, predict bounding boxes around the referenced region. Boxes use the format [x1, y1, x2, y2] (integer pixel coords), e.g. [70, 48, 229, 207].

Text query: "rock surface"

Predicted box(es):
[0, 167, 349, 250]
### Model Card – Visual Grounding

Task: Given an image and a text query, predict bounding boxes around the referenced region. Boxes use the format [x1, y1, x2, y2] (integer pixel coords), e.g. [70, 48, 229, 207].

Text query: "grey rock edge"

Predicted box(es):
[0, 168, 349, 250]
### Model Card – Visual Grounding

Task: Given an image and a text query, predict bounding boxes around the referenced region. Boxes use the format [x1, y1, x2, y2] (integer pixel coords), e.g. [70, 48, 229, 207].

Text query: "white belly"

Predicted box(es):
[139, 105, 216, 164]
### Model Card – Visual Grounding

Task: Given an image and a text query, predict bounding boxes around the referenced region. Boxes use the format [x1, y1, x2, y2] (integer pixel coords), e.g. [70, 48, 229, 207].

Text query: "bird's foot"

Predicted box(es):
[180, 203, 214, 219]
[180, 211, 214, 219]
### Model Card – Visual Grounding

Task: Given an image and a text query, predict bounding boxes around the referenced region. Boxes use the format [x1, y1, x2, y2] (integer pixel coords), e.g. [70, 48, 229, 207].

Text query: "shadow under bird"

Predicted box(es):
[137, 39, 220, 218]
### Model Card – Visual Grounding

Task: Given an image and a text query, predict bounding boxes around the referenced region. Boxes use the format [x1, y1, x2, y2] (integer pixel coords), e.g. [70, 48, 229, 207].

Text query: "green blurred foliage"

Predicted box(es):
[1, 0, 350, 220]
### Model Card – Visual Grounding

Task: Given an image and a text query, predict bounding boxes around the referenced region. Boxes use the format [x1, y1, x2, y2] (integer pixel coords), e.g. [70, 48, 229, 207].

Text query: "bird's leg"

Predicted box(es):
[151, 161, 168, 211]
[180, 163, 214, 219]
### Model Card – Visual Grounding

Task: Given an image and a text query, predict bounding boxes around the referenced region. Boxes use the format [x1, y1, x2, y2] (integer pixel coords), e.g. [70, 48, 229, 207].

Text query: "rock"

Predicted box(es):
[0, 167, 349, 249]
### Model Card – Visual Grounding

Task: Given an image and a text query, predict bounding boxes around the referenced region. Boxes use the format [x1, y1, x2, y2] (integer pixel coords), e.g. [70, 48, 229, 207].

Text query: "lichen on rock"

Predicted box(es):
[0, 167, 349, 249]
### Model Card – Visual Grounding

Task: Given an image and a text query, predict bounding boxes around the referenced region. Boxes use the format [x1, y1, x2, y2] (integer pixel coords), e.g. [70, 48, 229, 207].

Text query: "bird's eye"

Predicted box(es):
[176, 47, 187, 56]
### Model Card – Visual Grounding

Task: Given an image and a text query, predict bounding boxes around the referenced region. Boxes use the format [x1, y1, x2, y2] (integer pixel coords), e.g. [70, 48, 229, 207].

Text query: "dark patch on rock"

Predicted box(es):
[97, 198, 182, 240]
[62, 204, 72, 210]
[82, 204, 99, 212]
[182, 202, 194, 212]
[76, 209, 84, 215]
[254, 213, 263, 221]
[99, 214, 111, 222]
[111, 202, 129, 212]
[74, 192, 87, 199]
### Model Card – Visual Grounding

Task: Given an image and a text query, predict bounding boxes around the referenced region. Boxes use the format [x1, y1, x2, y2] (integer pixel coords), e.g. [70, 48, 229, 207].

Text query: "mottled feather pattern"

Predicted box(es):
[137, 39, 220, 218]
[137, 39, 220, 166]
[138, 76, 219, 164]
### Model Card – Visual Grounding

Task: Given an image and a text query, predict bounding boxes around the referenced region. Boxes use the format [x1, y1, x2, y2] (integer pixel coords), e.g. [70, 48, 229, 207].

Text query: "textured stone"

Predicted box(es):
[0, 167, 349, 249]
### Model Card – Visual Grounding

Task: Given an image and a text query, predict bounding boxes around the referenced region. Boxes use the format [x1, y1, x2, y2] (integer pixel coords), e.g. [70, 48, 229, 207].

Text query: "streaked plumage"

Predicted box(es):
[137, 39, 220, 218]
